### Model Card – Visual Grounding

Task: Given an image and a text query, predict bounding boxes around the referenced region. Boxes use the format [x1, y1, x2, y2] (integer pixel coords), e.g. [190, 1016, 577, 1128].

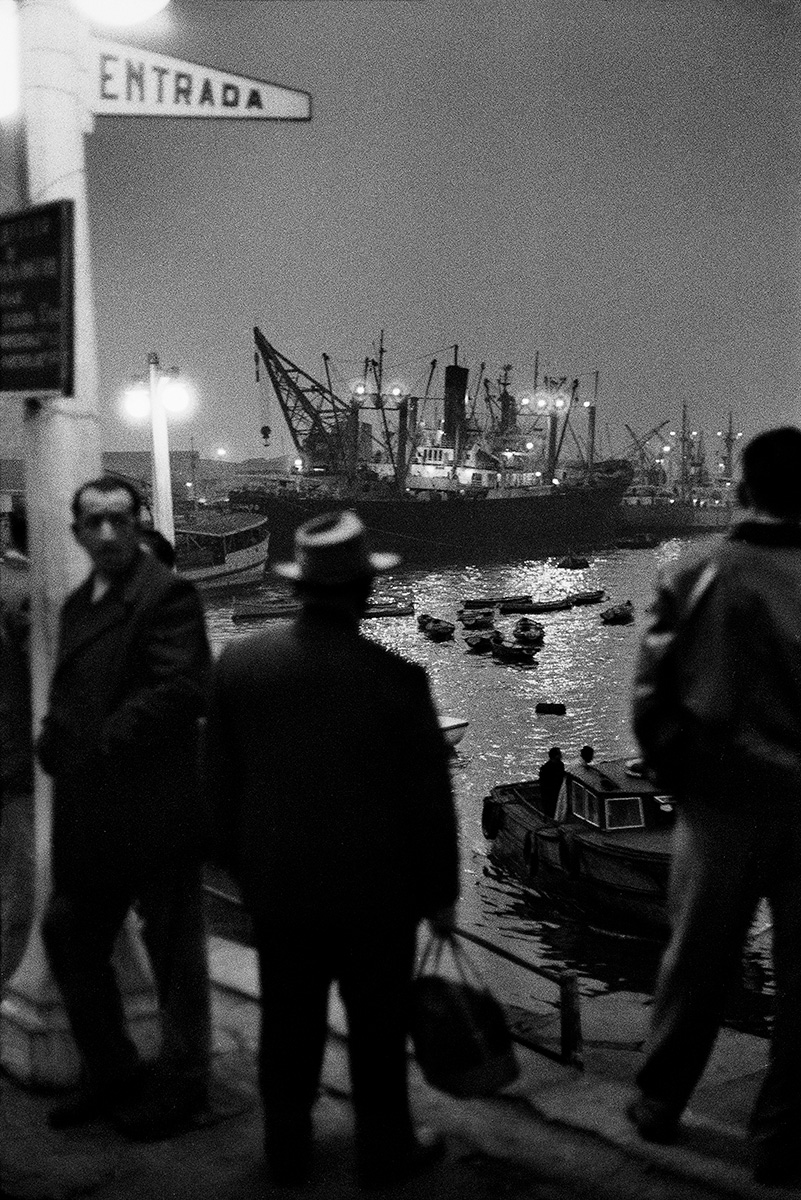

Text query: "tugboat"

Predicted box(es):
[482, 756, 674, 933]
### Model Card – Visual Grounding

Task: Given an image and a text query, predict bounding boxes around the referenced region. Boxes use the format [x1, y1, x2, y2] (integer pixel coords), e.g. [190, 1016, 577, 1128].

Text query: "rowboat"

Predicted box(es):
[439, 714, 469, 748]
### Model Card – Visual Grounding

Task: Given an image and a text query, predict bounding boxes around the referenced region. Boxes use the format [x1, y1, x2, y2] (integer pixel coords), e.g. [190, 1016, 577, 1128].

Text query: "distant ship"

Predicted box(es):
[229, 328, 633, 566]
[615, 408, 739, 543]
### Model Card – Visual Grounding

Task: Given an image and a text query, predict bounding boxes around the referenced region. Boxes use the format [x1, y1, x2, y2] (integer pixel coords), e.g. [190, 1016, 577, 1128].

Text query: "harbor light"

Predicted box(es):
[216, 447, 227, 458]
[71, 0, 170, 25]
[293, 457, 303, 472]
[0, 1, 20, 119]
[525, 441, 534, 451]
[123, 382, 151, 421]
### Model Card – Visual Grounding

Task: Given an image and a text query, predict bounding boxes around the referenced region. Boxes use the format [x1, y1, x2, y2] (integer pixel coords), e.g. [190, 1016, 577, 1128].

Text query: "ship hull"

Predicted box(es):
[616, 500, 735, 540]
[237, 480, 630, 566]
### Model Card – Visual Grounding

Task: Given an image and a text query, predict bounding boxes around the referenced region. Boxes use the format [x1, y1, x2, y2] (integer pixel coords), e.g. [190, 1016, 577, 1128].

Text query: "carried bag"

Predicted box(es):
[408, 933, 520, 1097]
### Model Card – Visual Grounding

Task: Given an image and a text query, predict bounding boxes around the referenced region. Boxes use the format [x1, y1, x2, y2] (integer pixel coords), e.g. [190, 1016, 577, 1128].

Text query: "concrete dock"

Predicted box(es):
[1, 935, 793, 1200]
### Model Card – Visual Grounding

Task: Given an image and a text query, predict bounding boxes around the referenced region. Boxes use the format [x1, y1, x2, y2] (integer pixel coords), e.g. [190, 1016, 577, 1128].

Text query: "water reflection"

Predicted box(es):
[204, 542, 773, 1037]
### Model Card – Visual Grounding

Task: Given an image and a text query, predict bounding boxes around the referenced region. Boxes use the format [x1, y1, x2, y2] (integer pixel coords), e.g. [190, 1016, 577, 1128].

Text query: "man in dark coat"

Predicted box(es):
[629, 428, 801, 1187]
[204, 510, 460, 1189]
[38, 476, 212, 1135]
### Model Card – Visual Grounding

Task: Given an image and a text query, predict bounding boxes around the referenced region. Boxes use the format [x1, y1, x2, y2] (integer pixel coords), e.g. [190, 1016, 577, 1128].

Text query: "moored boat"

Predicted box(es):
[175, 513, 270, 588]
[482, 757, 674, 933]
[232, 598, 414, 623]
[600, 600, 634, 625]
[438, 714, 469, 748]
[567, 588, 606, 606]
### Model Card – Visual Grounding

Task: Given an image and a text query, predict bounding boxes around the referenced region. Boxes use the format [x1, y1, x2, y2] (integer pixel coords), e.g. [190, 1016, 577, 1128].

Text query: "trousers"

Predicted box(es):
[637, 801, 801, 1153]
[253, 918, 418, 1173]
[42, 858, 211, 1090]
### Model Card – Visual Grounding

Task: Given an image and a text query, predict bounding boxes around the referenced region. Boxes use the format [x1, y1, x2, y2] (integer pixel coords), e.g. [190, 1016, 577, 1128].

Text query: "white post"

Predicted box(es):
[1, 0, 158, 1088]
[148, 350, 175, 542]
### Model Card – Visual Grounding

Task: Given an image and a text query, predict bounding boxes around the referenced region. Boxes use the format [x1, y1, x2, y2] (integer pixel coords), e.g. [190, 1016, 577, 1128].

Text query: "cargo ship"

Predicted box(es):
[229, 329, 633, 566]
[615, 409, 739, 543]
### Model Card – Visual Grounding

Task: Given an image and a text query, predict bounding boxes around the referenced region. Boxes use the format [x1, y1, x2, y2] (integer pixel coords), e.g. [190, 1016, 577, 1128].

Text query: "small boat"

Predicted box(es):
[491, 641, 538, 666]
[421, 617, 456, 642]
[557, 554, 590, 570]
[482, 756, 675, 933]
[600, 600, 635, 625]
[232, 599, 415, 623]
[417, 612, 435, 630]
[439, 714, 469, 748]
[512, 617, 545, 647]
[535, 702, 567, 715]
[567, 589, 607, 607]
[462, 594, 532, 609]
[464, 630, 503, 654]
[457, 609, 496, 630]
[176, 513, 270, 588]
[518, 597, 575, 614]
[499, 598, 565, 615]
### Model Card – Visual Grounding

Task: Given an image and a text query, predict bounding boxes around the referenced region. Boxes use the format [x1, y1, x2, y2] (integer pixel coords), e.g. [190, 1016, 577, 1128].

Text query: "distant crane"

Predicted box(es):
[624, 420, 670, 484]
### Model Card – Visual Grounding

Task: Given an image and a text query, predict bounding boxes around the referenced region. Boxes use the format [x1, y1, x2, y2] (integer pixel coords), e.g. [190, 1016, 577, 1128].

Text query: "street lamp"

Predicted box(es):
[122, 352, 194, 543]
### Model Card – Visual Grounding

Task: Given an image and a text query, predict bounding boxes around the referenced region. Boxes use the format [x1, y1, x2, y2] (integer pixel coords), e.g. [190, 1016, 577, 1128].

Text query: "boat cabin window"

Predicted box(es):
[604, 795, 644, 830]
[571, 782, 601, 827]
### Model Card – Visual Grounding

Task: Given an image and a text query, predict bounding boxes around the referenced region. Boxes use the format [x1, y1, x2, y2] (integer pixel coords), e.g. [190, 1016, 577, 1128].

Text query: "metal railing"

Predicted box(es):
[451, 924, 584, 1070]
[203, 881, 584, 1071]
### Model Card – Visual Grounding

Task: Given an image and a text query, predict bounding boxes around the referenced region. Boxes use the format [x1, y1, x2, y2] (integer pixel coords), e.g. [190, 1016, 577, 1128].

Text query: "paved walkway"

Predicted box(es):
[1, 936, 795, 1200]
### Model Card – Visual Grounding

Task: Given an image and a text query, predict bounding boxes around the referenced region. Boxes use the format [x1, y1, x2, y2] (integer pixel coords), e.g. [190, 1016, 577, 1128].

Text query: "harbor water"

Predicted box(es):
[203, 538, 774, 1039]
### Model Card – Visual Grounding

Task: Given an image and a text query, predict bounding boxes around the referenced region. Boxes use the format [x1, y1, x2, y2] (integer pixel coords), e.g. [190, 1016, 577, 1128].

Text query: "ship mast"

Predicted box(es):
[716, 410, 741, 482]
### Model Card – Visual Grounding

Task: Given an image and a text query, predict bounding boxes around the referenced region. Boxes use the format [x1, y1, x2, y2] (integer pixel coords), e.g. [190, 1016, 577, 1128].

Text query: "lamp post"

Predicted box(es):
[123, 357, 193, 543]
[148, 351, 174, 542]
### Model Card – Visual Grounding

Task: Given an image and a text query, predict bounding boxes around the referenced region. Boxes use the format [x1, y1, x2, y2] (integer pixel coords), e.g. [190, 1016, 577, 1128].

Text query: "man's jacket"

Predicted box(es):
[632, 521, 801, 803]
[204, 603, 460, 928]
[37, 551, 211, 888]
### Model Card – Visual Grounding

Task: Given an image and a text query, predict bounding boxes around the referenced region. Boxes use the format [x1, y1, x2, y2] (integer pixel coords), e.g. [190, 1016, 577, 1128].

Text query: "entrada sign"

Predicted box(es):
[0, 202, 74, 397]
[92, 39, 311, 121]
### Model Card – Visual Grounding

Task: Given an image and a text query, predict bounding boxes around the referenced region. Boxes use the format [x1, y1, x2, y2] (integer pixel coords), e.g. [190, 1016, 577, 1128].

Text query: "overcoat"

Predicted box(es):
[37, 550, 211, 890]
[205, 604, 460, 928]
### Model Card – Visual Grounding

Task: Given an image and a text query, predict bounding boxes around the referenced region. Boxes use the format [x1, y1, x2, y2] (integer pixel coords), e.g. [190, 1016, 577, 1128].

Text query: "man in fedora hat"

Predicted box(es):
[204, 510, 460, 1189]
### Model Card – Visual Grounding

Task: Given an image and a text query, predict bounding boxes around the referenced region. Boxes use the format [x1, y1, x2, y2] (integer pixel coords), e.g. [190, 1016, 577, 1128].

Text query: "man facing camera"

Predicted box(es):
[38, 476, 212, 1138]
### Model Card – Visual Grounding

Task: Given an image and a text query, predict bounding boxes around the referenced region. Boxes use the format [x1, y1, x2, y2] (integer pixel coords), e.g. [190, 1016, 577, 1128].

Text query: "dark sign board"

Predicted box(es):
[0, 200, 74, 396]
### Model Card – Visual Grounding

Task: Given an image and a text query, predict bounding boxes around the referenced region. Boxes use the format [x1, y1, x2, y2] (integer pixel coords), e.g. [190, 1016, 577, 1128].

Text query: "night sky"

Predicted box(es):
[3, 0, 801, 463]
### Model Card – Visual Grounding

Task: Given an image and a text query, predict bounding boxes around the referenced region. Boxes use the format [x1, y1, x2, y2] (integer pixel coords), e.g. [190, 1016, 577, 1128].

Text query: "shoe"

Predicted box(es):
[48, 1068, 149, 1131]
[358, 1128, 446, 1190]
[626, 1097, 680, 1145]
[753, 1148, 801, 1187]
[48, 1090, 107, 1130]
[111, 1077, 208, 1142]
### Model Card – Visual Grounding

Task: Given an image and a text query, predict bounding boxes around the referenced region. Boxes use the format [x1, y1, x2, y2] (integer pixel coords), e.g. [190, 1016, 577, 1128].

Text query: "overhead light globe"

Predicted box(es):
[160, 376, 192, 415]
[72, 0, 170, 25]
[123, 383, 150, 420]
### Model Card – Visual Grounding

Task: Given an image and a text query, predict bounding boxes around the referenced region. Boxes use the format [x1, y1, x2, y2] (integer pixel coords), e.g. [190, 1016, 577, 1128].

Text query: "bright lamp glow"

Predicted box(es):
[216, 447, 227, 458]
[0, 1, 20, 120]
[160, 376, 192, 414]
[123, 383, 151, 420]
[72, 0, 170, 26]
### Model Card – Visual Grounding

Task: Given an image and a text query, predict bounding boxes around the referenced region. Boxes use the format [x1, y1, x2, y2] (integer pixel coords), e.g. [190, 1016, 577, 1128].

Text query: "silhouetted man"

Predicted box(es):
[630, 427, 801, 1186]
[205, 510, 460, 1189]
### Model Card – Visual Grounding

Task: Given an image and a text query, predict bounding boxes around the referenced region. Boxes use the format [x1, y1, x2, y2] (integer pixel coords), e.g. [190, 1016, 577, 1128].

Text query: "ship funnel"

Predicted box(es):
[443, 364, 469, 446]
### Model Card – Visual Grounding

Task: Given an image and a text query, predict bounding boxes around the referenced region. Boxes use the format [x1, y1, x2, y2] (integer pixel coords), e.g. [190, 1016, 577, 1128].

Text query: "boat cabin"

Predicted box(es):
[565, 759, 674, 834]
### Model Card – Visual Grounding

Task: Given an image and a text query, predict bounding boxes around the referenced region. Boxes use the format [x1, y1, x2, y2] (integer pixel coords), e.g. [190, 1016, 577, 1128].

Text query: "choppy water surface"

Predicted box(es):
[204, 540, 773, 1036]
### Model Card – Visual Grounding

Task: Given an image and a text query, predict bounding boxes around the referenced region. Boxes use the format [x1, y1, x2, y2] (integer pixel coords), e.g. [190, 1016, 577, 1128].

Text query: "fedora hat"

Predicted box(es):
[273, 510, 400, 584]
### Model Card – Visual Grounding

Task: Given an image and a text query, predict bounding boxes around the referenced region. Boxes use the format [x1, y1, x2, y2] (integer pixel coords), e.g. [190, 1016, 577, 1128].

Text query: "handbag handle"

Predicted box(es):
[416, 930, 493, 995]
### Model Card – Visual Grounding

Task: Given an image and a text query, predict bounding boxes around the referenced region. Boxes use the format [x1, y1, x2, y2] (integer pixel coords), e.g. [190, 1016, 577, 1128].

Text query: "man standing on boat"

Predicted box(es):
[204, 509, 460, 1189]
[629, 426, 801, 1187]
[38, 476, 212, 1138]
